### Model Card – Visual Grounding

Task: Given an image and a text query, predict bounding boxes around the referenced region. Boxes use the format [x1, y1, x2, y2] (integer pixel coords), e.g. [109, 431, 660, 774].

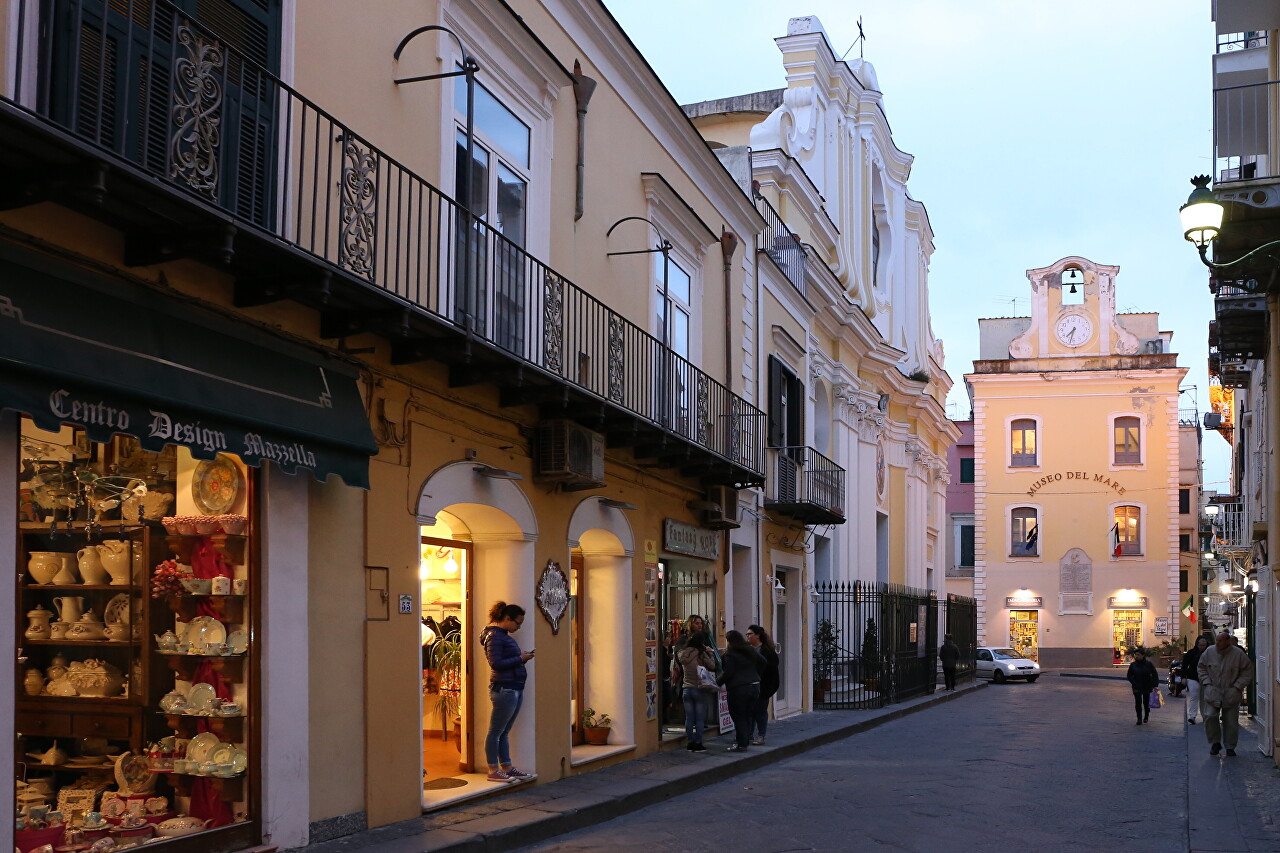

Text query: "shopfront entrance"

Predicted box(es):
[1009, 611, 1039, 661]
[658, 559, 717, 738]
[419, 522, 472, 802]
[1113, 609, 1143, 664]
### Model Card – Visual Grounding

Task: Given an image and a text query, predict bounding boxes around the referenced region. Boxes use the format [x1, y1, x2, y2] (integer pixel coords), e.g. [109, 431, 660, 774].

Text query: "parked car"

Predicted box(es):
[976, 647, 1040, 683]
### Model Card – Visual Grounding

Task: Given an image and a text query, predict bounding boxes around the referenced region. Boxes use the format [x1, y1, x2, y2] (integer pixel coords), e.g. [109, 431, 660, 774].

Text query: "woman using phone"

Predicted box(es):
[480, 601, 535, 782]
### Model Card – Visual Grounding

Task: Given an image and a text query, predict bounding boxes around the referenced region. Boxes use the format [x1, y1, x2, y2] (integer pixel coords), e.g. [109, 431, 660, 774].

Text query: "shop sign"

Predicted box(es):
[1154, 617, 1169, 635]
[1005, 596, 1043, 607]
[1026, 471, 1127, 498]
[1107, 596, 1149, 608]
[536, 559, 570, 634]
[663, 519, 720, 560]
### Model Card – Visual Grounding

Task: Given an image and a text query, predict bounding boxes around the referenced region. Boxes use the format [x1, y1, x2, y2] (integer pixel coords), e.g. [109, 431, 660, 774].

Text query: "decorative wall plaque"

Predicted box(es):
[536, 559, 570, 634]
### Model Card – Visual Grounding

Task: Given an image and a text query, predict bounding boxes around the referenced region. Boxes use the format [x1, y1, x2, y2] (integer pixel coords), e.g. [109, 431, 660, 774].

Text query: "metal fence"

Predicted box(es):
[754, 191, 806, 296]
[6, 0, 765, 478]
[812, 582, 970, 709]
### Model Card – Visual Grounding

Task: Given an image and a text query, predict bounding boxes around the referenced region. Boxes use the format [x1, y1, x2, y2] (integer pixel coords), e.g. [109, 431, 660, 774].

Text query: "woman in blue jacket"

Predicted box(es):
[480, 601, 535, 782]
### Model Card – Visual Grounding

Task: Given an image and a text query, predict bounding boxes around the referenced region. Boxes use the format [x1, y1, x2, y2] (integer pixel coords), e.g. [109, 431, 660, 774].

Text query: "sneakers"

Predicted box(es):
[504, 766, 535, 780]
[727, 743, 747, 752]
[486, 769, 518, 783]
[750, 737, 766, 746]
[1226, 749, 1237, 757]
[1211, 743, 1223, 756]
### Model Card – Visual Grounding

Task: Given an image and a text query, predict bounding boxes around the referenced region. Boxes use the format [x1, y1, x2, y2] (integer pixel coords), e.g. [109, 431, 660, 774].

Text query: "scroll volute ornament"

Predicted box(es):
[537, 559, 570, 634]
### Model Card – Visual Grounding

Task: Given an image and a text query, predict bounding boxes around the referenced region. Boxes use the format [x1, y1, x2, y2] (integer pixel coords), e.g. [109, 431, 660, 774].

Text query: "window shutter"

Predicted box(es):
[788, 374, 805, 448]
[767, 356, 785, 448]
[960, 525, 975, 567]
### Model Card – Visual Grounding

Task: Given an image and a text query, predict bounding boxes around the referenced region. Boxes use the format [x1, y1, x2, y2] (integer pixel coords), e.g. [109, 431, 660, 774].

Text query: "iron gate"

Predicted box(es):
[943, 593, 978, 683]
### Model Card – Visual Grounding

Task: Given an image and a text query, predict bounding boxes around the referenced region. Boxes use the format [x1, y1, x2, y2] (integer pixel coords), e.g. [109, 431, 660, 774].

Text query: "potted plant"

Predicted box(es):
[1153, 637, 1187, 665]
[813, 619, 841, 702]
[861, 618, 880, 692]
[581, 708, 612, 745]
[429, 630, 463, 745]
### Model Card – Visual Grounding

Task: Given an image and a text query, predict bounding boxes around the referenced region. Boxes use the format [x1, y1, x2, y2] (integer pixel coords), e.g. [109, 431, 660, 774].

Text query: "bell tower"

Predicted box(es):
[1008, 256, 1139, 359]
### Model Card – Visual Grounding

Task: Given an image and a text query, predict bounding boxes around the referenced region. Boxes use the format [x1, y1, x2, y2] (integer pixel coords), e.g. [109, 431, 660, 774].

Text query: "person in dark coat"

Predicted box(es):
[939, 634, 961, 691]
[1127, 648, 1160, 725]
[718, 630, 765, 751]
[1183, 635, 1210, 725]
[746, 624, 779, 745]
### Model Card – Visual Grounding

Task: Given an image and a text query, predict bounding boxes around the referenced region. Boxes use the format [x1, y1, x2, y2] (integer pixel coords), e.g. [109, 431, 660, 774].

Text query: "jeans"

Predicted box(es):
[1204, 702, 1242, 749]
[682, 687, 713, 744]
[1133, 690, 1151, 721]
[943, 666, 957, 691]
[485, 685, 524, 767]
[750, 692, 774, 739]
[727, 683, 760, 748]
[1187, 679, 1200, 722]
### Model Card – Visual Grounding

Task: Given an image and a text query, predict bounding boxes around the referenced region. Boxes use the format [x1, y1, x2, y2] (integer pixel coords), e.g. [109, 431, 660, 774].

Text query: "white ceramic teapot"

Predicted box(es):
[154, 630, 180, 652]
[96, 541, 131, 585]
[76, 548, 109, 585]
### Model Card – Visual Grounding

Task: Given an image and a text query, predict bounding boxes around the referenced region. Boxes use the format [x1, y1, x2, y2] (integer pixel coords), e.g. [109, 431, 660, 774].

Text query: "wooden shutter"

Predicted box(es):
[767, 356, 785, 448]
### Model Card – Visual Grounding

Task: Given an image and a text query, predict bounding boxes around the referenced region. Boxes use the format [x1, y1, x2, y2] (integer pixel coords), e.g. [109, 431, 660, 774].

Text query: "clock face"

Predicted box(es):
[1054, 313, 1093, 347]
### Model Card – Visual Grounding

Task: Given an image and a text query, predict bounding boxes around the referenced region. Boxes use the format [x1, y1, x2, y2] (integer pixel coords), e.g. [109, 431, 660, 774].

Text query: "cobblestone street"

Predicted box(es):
[514, 675, 1280, 853]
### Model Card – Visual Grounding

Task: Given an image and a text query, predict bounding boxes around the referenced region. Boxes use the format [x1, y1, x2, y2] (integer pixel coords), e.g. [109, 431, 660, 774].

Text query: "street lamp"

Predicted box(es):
[1204, 502, 1220, 520]
[1179, 175, 1280, 273]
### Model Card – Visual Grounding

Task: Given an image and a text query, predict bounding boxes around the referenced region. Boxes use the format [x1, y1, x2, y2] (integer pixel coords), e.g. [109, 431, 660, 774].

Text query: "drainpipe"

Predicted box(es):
[720, 228, 740, 394]
[571, 61, 597, 222]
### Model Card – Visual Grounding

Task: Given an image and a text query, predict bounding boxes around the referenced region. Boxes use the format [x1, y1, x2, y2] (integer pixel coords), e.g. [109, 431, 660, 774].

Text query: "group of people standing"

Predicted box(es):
[672, 615, 780, 752]
[1127, 630, 1255, 757]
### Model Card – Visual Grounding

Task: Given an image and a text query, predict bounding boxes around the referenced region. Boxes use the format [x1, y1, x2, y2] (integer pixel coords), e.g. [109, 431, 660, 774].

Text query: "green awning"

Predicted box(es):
[0, 246, 377, 488]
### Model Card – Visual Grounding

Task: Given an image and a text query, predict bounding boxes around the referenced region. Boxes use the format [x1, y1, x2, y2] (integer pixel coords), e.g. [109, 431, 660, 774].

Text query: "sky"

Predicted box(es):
[606, 0, 1231, 490]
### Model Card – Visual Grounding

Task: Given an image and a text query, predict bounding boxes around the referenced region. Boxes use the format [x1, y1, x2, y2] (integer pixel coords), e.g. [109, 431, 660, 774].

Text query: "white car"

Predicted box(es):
[976, 647, 1040, 683]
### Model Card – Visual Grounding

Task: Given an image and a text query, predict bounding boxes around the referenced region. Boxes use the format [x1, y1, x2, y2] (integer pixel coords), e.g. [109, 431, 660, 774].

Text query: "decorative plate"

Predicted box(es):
[226, 629, 248, 655]
[101, 799, 126, 819]
[209, 744, 234, 765]
[185, 682, 216, 712]
[191, 456, 243, 515]
[228, 747, 247, 774]
[185, 733, 220, 763]
[114, 752, 154, 795]
[103, 594, 130, 626]
[183, 616, 227, 649]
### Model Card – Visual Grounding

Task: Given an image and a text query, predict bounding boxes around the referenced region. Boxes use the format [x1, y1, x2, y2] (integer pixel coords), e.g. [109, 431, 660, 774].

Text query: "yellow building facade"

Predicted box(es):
[968, 257, 1187, 667]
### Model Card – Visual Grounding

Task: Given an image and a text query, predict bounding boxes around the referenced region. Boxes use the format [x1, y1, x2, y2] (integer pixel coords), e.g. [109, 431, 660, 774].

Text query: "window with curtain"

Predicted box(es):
[1114, 416, 1141, 465]
[1114, 505, 1141, 556]
[1010, 507, 1039, 557]
[1010, 419, 1037, 467]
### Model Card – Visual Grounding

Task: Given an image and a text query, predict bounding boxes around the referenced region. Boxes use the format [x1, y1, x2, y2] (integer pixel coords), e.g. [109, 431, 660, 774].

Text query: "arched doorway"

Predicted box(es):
[415, 463, 537, 808]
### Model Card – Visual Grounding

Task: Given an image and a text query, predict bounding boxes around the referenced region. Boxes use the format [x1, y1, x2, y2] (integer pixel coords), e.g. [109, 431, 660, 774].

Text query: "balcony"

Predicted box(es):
[762, 446, 846, 525]
[1210, 501, 1252, 550]
[0, 0, 764, 486]
[1214, 79, 1280, 184]
[754, 190, 807, 297]
[1210, 282, 1268, 360]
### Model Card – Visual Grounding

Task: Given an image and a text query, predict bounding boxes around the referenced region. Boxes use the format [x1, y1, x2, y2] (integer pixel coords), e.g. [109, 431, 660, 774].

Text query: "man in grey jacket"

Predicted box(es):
[1198, 631, 1256, 757]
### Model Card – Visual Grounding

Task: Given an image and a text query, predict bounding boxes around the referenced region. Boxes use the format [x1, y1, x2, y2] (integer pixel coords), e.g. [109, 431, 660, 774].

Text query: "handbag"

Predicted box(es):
[696, 665, 719, 691]
[1148, 688, 1164, 709]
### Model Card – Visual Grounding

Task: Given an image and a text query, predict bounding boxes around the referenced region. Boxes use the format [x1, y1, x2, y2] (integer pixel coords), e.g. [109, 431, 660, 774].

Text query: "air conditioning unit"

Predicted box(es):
[704, 485, 740, 530]
[535, 420, 605, 489]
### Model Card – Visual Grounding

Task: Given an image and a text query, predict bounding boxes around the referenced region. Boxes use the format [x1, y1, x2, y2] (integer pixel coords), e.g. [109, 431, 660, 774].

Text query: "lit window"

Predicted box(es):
[1114, 417, 1140, 465]
[1113, 506, 1141, 556]
[1010, 419, 1037, 467]
[1011, 508, 1039, 557]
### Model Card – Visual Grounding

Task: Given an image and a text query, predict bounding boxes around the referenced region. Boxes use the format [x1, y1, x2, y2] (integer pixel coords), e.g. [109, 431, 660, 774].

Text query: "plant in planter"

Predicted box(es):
[813, 619, 841, 702]
[861, 618, 881, 691]
[429, 630, 463, 744]
[581, 708, 612, 745]
[1153, 637, 1187, 664]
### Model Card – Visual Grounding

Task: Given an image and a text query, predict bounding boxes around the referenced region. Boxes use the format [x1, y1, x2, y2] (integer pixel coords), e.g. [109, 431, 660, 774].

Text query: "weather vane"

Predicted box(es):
[840, 17, 866, 61]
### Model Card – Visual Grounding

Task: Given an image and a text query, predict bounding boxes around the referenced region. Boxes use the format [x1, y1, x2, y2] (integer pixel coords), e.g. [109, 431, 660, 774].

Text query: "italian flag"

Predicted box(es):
[1182, 596, 1196, 624]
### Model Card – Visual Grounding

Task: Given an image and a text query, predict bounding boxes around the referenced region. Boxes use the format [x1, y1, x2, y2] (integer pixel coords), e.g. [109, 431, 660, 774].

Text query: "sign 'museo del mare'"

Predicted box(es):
[1027, 471, 1128, 498]
[663, 519, 720, 560]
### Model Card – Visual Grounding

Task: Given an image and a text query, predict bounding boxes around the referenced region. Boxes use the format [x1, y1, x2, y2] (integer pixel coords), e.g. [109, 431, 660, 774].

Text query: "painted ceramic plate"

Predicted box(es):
[185, 733, 220, 763]
[226, 629, 248, 655]
[185, 682, 216, 712]
[209, 744, 234, 765]
[228, 747, 247, 774]
[191, 456, 242, 515]
[103, 594, 130, 626]
[101, 799, 126, 819]
[184, 616, 226, 649]
[114, 752, 154, 794]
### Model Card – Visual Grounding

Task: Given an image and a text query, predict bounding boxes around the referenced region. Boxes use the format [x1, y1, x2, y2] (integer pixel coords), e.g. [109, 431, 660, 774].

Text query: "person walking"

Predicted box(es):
[1198, 631, 1256, 756]
[480, 601, 535, 783]
[1183, 635, 1210, 725]
[745, 624, 779, 745]
[719, 630, 765, 752]
[676, 631, 718, 752]
[939, 634, 960, 691]
[1127, 647, 1159, 725]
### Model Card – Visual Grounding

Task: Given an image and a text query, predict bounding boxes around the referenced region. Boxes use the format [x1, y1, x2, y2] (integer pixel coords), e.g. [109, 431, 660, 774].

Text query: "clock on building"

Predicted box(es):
[1054, 313, 1093, 347]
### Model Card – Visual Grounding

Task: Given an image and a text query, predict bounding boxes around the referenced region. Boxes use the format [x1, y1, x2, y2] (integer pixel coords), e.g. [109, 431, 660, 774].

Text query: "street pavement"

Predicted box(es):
[511, 674, 1280, 853]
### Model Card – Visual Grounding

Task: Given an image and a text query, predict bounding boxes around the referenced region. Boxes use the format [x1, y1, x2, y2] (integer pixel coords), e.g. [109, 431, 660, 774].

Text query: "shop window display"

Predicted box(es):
[15, 419, 255, 850]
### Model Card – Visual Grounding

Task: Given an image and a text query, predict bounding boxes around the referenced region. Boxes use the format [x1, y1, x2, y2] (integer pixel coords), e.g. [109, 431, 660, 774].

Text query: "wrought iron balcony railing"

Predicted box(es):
[1211, 501, 1252, 550]
[754, 191, 807, 296]
[762, 446, 845, 525]
[1214, 79, 1280, 183]
[1217, 32, 1269, 53]
[3, 0, 764, 480]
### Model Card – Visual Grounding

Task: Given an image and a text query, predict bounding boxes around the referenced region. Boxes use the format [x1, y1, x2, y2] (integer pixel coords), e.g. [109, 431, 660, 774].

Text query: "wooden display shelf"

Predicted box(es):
[24, 639, 136, 646]
[165, 595, 244, 624]
[24, 584, 136, 591]
[20, 522, 147, 532]
[17, 763, 116, 773]
[165, 535, 246, 565]
[160, 713, 244, 741]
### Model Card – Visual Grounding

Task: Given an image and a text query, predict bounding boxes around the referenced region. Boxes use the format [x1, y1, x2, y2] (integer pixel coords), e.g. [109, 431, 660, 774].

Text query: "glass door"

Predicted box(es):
[1009, 610, 1039, 661]
[1112, 609, 1143, 665]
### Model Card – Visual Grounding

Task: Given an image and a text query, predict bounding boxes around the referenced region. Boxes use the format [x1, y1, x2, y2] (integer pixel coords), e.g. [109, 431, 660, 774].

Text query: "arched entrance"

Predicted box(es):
[415, 462, 537, 807]
[566, 499, 635, 761]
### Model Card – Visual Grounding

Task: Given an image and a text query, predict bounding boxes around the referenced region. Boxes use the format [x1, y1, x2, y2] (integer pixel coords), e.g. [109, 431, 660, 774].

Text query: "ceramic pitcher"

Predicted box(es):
[52, 595, 84, 625]
[52, 553, 78, 585]
[96, 541, 131, 585]
[77, 547, 109, 585]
